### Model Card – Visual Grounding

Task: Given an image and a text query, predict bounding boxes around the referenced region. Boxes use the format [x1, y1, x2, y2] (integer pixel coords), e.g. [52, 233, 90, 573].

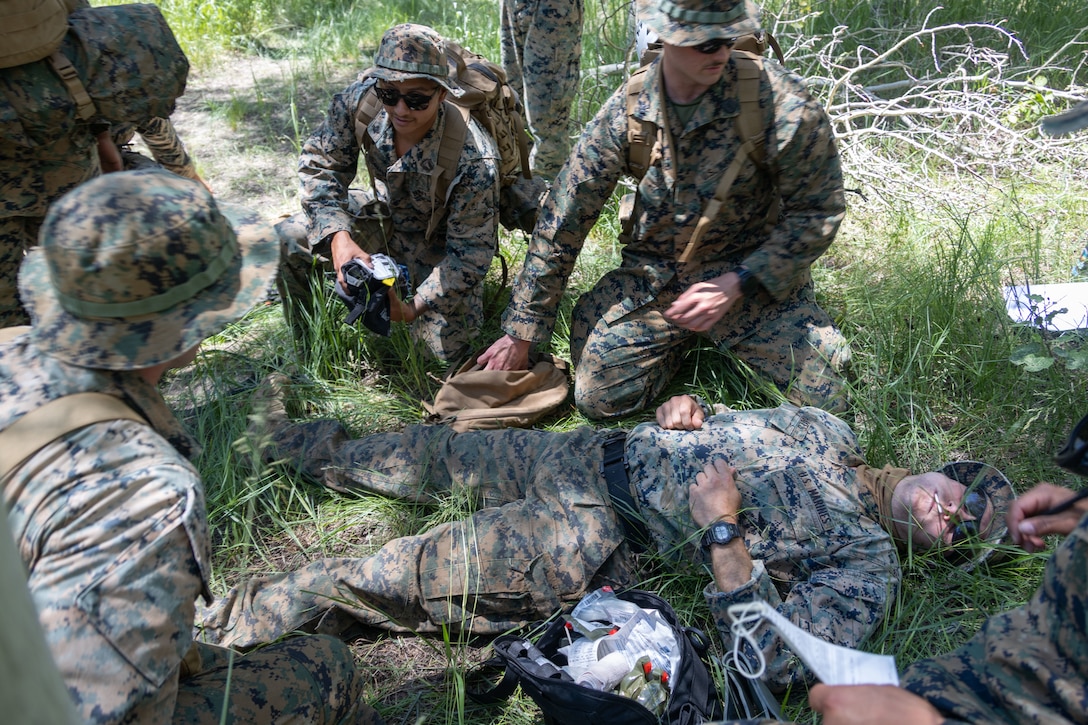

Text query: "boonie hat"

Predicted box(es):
[370, 23, 463, 97]
[20, 168, 280, 371]
[938, 460, 1015, 570]
[637, 0, 761, 47]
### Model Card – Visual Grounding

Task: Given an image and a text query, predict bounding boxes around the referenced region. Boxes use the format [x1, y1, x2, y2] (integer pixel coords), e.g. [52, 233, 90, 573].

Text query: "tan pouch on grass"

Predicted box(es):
[424, 353, 570, 432]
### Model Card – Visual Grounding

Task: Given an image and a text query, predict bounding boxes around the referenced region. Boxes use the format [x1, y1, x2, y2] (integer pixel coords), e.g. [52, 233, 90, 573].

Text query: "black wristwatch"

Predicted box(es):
[700, 520, 743, 550]
[734, 266, 761, 297]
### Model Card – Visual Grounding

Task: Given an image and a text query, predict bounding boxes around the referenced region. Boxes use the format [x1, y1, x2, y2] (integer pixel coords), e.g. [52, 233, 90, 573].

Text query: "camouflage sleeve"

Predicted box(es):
[703, 536, 895, 692]
[413, 122, 500, 316]
[298, 82, 369, 253]
[136, 117, 199, 180]
[742, 64, 846, 301]
[501, 85, 630, 343]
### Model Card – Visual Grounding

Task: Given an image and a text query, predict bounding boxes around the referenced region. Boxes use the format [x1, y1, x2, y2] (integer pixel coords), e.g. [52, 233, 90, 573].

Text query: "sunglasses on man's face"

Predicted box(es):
[935, 490, 989, 545]
[692, 37, 738, 54]
[374, 85, 439, 111]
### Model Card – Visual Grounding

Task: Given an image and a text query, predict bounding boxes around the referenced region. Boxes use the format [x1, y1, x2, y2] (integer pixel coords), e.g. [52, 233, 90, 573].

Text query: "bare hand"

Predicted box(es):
[809, 684, 943, 725]
[656, 395, 705, 430]
[478, 334, 531, 371]
[663, 272, 741, 332]
[330, 231, 370, 287]
[1007, 482, 1085, 553]
[688, 459, 741, 528]
[96, 132, 123, 173]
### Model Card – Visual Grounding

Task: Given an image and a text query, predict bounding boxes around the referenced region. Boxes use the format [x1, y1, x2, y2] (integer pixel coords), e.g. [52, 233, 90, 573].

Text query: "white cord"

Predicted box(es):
[727, 601, 768, 679]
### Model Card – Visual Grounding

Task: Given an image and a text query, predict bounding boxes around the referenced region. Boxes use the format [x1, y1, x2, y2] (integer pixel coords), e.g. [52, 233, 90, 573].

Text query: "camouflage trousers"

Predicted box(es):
[9, 454, 376, 723]
[500, 0, 583, 180]
[197, 426, 633, 648]
[276, 202, 482, 363]
[901, 515, 1088, 723]
[569, 271, 851, 419]
[0, 215, 39, 327]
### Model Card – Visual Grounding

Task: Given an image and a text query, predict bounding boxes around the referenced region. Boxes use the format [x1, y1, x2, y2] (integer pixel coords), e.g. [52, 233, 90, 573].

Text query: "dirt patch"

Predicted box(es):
[166, 54, 358, 221]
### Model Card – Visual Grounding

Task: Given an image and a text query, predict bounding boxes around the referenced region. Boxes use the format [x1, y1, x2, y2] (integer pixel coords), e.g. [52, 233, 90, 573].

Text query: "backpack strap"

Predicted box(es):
[426, 101, 468, 241]
[0, 392, 147, 481]
[625, 64, 656, 181]
[678, 51, 777, 264]
[46, 50, 96, 121]
[353, 86, 385, 216]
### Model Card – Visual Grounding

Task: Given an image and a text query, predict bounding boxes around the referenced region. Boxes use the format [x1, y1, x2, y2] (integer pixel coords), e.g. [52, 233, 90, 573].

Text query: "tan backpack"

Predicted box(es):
[0, 0, 68, 69]
[354, 39, 546, 238]
[423, 352, 570, 432]
[622, 32, 786, 262]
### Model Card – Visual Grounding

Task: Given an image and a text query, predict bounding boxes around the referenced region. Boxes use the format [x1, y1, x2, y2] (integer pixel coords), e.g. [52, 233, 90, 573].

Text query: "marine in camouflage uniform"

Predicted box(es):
[500, 0, 583, 180]
[280, 23, 500, 363]
[898, 507, 1088, 723]
[488, 0, 850, 419]
[198, 396, 899, 692]
[0, 170, 382, 725]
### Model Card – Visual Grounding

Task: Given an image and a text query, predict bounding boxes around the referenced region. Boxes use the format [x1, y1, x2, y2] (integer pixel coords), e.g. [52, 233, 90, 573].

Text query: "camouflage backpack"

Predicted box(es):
[354, 40, 547, 237]
[0, 4, 189, 149]
[622, 31, 786, 262]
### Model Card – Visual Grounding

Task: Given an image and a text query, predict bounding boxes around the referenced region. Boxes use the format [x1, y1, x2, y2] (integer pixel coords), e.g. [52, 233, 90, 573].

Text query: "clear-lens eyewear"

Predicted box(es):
[374, 86, 439, 111]
[934, 490, 988, 544]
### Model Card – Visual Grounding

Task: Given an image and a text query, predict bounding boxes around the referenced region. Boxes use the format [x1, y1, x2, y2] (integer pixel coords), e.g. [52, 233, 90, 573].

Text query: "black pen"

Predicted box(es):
[1041, 489, 1088, 517]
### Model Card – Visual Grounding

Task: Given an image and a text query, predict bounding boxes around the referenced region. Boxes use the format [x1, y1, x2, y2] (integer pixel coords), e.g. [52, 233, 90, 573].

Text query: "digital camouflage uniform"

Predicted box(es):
[500, 0, 583, 179]
[502, 53, 850, 419]
[281, 26, 501, 363]
[198, 402, 898, 692]
[112, 116, 201, 179]
[0, 170, 383, 725]
[900, 512, 1088, 724]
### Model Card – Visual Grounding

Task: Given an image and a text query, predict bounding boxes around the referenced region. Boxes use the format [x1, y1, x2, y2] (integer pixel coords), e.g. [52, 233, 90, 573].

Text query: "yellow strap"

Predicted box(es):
[0, 393, 147, 481]
[47, 50, 96, 121]
[678, 137, 757, 264]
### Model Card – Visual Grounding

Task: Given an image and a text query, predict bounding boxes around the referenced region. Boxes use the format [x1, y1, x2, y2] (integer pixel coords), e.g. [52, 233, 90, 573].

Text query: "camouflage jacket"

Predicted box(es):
[902, 513, 1088, 723]
[0, 335, 211, 598]
[0, 49, 99, 221]
[626, 403, 899, 691]
[298, 79, 501, 316]
[502, 54, 846, 343]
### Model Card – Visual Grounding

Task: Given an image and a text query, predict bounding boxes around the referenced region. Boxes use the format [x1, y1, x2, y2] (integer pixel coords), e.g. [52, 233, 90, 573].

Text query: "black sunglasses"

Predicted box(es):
[692, 37, 738, 54]
[374, 85, 439, 111]
[942, 490, 989, 544]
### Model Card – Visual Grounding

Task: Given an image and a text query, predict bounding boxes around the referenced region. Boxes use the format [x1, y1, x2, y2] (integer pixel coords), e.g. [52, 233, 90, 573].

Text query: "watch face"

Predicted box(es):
[704, 521, 740, 547]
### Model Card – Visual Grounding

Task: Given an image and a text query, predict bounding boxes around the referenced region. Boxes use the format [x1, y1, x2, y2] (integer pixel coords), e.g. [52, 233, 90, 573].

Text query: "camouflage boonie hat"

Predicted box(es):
[939, 460, 1015, 570]
[20, 168, 280, 371]
[369, 23, 463, 97]
[637, 0, 761, 47]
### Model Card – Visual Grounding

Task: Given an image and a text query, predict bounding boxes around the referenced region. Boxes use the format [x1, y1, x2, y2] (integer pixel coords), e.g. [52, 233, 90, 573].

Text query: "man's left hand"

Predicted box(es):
[663, 272, 742, 332]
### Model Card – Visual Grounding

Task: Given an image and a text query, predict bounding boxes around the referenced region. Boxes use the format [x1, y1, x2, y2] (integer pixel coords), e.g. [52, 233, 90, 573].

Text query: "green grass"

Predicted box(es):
[111, 0, 1088, 721]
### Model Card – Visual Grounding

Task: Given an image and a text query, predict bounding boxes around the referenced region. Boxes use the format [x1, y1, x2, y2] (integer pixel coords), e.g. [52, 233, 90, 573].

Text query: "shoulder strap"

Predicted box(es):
[354, 87, 385, 207]
[426, 101, 468, 241]
[0, 392, 147, 480]
[679, 52, 777, 264]
[47, 50, 96, 121]
[625, 64, 656, 181]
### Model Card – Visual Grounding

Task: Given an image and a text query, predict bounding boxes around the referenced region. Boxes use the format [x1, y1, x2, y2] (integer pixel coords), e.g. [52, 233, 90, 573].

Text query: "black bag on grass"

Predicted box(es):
[469, 589, 781, 725]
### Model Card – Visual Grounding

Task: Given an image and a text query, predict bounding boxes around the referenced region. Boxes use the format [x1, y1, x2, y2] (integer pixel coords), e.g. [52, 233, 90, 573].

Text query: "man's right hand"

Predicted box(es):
[1007, 482, 1087, 553]
[656, 394, 705, 430]
[478, 334, 531, 371]
[809, 684, 943, 725]
[330, 231, 370, 287]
